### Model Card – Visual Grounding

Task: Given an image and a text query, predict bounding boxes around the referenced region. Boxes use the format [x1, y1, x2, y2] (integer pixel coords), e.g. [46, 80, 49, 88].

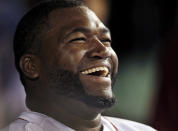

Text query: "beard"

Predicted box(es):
[47, 67, 117, 109]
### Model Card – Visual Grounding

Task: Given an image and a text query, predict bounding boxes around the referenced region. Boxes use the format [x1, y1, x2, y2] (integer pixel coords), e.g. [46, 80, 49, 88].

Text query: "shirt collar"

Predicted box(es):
[18, 111, 74, 131]
[18, 111, 116, 131]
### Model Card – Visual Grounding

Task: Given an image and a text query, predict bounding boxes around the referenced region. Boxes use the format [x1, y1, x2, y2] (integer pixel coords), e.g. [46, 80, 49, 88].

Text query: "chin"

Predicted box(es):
[82, 94, 116, 109]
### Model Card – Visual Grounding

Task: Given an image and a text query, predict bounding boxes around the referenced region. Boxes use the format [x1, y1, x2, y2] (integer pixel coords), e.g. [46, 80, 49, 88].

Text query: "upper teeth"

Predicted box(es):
[81, 66, 109, 75]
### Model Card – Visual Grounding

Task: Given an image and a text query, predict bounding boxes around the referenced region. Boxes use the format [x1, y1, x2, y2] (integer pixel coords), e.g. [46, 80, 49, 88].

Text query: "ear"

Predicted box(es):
[19, 54, 40, 79]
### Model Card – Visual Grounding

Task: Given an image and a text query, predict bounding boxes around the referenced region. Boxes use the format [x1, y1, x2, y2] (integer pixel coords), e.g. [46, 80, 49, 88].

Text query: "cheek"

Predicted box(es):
[111, 50, 119, 75]
[57, 47, 86, 73]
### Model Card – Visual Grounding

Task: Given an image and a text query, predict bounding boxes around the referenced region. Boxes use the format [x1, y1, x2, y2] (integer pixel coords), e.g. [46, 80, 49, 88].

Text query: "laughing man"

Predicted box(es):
[1, 0, 156, 131]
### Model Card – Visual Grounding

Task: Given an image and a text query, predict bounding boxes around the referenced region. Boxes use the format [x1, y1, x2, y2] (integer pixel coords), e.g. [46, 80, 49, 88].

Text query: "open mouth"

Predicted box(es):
[81, 66, 109, 77]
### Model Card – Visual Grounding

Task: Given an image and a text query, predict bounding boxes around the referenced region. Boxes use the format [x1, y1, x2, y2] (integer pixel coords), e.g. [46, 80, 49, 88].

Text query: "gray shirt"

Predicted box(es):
[0, 111, 157, 131]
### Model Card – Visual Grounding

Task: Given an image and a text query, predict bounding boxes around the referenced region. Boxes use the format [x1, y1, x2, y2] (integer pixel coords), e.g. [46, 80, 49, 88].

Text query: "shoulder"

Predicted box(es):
[0, 117, 43, 131]
[0, 119, 28, 131]
[103, 116, 157, 131]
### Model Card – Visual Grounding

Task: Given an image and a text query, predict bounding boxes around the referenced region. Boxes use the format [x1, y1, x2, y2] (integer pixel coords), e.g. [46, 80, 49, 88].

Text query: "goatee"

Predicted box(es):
[47, 68, 116, 109]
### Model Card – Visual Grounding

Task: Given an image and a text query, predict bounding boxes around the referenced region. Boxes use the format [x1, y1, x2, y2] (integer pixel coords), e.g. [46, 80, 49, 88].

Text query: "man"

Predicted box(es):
[1, 0, 156, 130]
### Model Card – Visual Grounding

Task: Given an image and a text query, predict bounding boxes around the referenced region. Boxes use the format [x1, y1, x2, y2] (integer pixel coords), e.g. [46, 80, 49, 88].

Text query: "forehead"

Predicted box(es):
[46, 6, 106, 35]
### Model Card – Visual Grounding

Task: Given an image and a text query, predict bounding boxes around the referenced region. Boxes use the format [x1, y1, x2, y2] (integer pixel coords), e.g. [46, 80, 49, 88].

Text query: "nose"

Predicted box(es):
[87, 38, 111, 59]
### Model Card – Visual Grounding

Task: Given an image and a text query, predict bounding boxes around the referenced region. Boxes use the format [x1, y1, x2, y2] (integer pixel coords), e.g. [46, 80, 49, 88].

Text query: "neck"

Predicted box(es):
[27, 95, 104, 131]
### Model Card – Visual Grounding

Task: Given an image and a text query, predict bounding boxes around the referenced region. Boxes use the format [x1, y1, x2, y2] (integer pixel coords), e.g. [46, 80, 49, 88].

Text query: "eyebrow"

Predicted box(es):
[64, 27, 111, 38]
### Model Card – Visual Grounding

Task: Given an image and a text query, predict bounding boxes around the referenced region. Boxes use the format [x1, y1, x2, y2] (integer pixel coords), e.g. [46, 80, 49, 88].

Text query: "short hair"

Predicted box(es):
[14, 0, 84, 85]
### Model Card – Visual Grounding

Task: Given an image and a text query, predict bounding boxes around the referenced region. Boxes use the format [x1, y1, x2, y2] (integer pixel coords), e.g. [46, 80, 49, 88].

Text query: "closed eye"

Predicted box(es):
[69, 37, 86, 43]
[101, 39, 112, 46]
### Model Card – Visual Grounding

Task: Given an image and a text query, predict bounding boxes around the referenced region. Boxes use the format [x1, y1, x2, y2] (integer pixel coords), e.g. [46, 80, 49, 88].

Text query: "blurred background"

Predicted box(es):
[0, 0, 178, 130]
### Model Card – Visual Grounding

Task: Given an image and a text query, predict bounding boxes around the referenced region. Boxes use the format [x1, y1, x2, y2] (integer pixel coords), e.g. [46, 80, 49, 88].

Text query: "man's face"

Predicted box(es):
[38, 7, 118, 109]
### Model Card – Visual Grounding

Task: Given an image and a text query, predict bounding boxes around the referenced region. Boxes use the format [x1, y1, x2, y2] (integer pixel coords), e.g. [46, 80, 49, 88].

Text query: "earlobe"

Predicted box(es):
[20, 54, 39, 79]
